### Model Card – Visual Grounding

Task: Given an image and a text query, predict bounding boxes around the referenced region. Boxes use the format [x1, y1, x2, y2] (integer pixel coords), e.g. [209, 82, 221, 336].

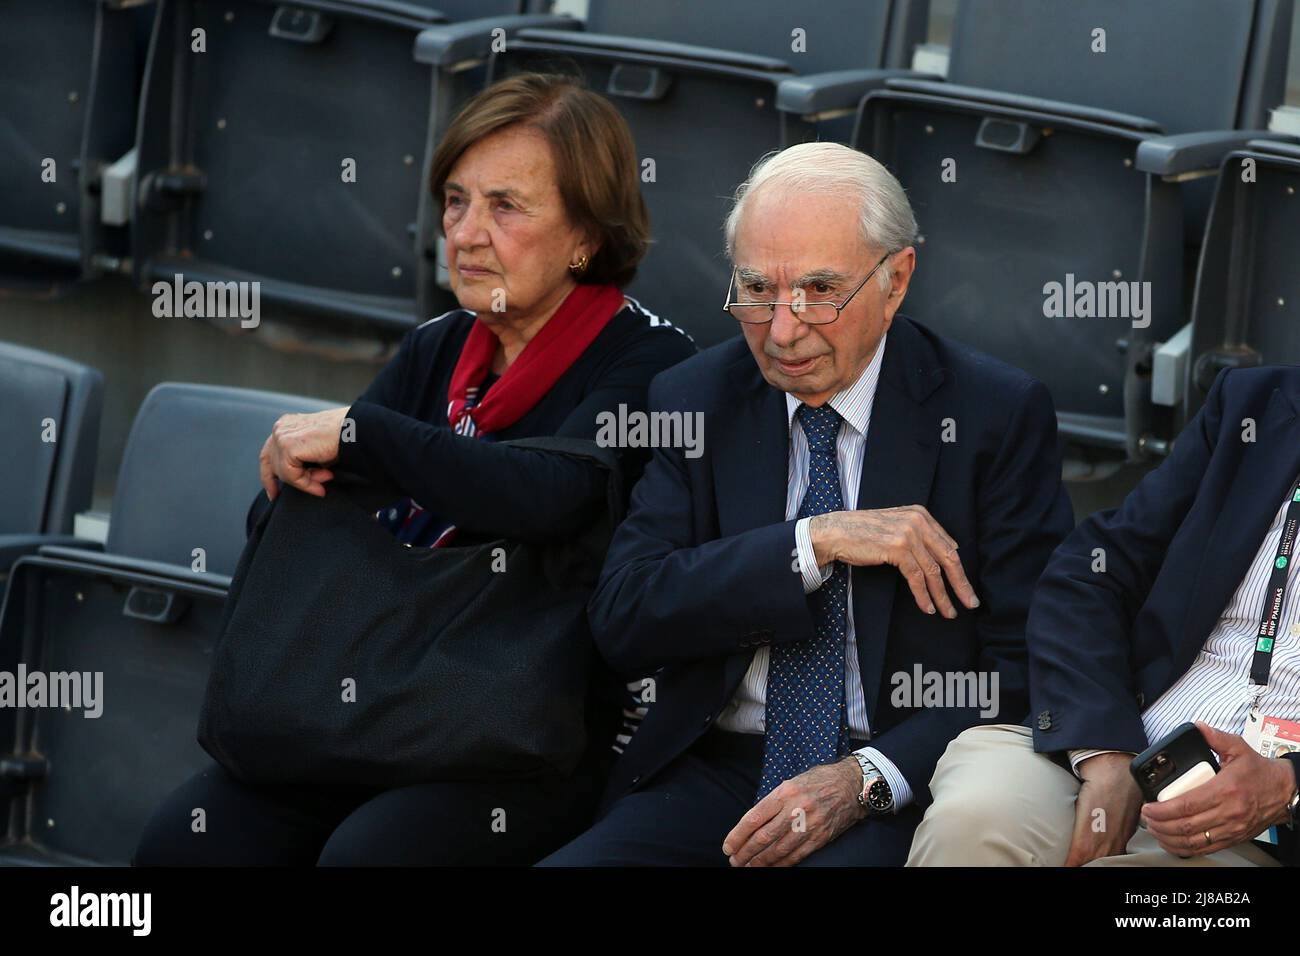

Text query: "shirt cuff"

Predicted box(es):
[1068, 748, 1131, 779]
[854, 746, 913, 812]
[794, 516, 833, 594]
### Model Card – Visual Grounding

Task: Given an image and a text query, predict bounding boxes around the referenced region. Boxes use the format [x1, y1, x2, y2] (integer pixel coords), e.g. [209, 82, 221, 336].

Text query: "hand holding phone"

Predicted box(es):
[1130, 722, 1220, 803]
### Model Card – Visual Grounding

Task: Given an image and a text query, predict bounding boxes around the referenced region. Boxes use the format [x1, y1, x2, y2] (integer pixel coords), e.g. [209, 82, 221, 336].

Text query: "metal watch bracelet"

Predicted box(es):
[851, 753, 892, 814]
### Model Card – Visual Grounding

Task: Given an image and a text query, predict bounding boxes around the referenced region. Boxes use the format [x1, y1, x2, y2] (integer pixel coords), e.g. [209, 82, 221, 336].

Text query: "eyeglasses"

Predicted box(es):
[722, 252, 893, 325]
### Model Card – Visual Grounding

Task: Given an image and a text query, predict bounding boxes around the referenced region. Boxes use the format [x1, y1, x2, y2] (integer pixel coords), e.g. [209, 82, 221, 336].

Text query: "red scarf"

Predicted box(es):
[446, 283, 624, 437]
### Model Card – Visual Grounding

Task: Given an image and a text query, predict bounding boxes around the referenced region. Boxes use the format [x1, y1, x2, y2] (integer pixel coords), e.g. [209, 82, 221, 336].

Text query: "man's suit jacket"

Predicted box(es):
[588, 315, 1075, 813]
[1028, 367, 1300, 855]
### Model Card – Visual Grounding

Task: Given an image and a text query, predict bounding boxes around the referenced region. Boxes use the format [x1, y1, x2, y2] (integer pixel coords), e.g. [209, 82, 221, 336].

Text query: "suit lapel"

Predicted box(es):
[1170, 385, 1300, 685]
[851, 318, 945, 720]
[716, 353, 789, 695]
[713, 355, 789, 537]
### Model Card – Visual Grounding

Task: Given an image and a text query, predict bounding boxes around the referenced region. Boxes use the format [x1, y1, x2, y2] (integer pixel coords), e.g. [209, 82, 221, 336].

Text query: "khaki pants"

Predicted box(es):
[907, 724, 1280, 867]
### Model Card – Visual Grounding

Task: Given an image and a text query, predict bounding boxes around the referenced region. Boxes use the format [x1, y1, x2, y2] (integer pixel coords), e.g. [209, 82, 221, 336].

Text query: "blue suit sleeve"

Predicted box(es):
[588, 374, 818, 677]
[1026, 369, 1230, 755]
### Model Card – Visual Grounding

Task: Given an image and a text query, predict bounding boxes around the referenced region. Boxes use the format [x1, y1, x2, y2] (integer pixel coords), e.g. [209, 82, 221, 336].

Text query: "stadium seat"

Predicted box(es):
[0, 383, 331, 865]
[570, 0, 929, 76]
[852, 0, 1296, 459]
[492, 0, 931, 347]
[131, 0, 577, 332]
[0, 344, 103, 574]
[0, 0, 149, 289]
[1179, 139, 1300, 420]
[406, 0, 539, 16]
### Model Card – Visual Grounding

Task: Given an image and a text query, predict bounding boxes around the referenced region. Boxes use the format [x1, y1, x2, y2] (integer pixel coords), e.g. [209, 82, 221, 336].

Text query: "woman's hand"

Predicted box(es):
[259, 407, 350, 500]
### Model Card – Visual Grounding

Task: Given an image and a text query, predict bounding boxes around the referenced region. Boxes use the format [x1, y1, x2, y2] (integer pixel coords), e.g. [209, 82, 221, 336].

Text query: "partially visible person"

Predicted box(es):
[910, 367, 1300, 867]
[134, 73, 694, 867]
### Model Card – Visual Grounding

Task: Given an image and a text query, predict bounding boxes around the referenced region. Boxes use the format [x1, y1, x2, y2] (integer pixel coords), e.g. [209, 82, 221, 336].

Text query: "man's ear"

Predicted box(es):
[883, 246, 917, 321]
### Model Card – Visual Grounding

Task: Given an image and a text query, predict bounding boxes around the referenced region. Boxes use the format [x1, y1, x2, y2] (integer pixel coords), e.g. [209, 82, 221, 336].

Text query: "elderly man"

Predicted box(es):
[540, 142, 1074, 866]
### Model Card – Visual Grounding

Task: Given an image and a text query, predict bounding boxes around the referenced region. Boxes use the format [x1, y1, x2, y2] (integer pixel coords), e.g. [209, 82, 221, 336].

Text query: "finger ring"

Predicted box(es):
[1204, 829, 1213, 846]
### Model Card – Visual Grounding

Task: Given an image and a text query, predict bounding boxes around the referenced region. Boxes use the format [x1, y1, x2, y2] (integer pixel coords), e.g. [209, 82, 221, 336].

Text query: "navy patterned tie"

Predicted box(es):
[756, 402, 850, 800]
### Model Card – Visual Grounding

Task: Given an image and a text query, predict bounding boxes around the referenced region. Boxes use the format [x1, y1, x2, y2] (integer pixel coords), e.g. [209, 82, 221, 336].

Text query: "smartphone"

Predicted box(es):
[1130, 722, 1220, 803]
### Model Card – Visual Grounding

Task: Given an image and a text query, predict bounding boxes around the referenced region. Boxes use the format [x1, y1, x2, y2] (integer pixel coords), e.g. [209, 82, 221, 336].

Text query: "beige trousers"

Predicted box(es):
[906, 723, 1281, 867]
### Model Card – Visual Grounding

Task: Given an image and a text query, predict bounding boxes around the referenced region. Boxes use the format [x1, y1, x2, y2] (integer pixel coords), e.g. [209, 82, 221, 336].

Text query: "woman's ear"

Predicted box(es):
[574, 226, 601, 265]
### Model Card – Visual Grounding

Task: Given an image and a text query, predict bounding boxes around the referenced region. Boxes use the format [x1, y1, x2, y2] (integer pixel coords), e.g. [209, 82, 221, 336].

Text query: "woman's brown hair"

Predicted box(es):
[429, 73, 649, 288]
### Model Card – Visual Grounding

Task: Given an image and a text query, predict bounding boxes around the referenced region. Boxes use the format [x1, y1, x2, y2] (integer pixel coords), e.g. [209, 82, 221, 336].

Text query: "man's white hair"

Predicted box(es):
[723, 142, 918, 290]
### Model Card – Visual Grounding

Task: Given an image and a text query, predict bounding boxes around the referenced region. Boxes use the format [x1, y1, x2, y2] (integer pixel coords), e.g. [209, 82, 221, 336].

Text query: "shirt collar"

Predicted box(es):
[784, 331, 887, 437]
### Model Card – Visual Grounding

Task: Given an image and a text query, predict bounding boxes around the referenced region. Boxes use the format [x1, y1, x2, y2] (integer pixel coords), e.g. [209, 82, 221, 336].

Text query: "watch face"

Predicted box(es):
[867, 778, 892, 812]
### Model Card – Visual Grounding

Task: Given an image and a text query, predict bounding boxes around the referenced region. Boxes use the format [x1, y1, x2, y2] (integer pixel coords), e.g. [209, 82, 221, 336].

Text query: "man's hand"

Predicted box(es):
[1141, 722, 1297, 857]
[259, 407, 350, 500]
[722, 757, 865, 867]
[1064, 752, 1142, 865]
[808, 505, 979, 618]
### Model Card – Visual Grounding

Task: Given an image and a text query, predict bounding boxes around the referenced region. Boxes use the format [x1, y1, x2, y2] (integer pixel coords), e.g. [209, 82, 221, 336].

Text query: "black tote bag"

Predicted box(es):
[197, 437, 623, 789]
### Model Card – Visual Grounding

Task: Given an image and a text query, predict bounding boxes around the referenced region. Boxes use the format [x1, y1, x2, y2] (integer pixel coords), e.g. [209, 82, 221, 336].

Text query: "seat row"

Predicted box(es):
[0, 341, 327, 864]
[3, 0, 1298, 458]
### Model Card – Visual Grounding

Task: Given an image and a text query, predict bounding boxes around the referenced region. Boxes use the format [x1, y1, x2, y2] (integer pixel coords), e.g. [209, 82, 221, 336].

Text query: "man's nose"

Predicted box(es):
[767, 302, 807, 349]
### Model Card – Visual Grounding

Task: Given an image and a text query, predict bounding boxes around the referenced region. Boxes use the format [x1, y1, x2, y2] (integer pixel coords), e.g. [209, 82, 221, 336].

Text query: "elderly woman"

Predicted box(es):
[134, 74, 694, 866]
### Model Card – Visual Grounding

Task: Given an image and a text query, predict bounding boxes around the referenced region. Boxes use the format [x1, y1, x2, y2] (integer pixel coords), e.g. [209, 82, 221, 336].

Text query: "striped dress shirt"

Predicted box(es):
[1071, 486, 1300, 771]
[713, 333, 914, 808]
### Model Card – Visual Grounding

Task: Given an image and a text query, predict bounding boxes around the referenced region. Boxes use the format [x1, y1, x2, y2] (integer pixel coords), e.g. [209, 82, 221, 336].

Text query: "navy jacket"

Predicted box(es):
[588, 316, 1075, 812]
[1028, 368, 1300, 842]
[1027, 367, 1300, 753]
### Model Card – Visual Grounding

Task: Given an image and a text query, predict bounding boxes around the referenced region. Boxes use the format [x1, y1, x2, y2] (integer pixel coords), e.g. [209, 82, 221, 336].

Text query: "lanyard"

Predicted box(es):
[1251, 478, 1300, 690]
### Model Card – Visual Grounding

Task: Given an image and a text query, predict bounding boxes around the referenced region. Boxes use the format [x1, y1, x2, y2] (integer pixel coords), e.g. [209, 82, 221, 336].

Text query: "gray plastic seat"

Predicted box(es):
[1183, 139, 1300, 418]
[852, 0, 1296, 459]
[575, 0, 927, 76]
[492, 0, 930, 347]
[0, 0, 149, 289]
[0, 343, 103, 571]
[131, 0, 574, 331]
[105, 383, 335, 576]
[0, 382, 332, 865]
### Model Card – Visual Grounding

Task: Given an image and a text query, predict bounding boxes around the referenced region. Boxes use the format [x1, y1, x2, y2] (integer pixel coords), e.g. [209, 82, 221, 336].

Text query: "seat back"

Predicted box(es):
[1186, 141, 1300, 416]
[132, 0, 451, 330]
[0, 559, 229, 865]
[0, 344, 103, 536]
[412, 0, 525, 17]
[946, 0, 1274, 132]
[108, 383, 333, 577]
[586, 0, 906, 73]
[0, 0, 89, 271]
[0, 0, 148, 285]
[852, 0, 1295, 457]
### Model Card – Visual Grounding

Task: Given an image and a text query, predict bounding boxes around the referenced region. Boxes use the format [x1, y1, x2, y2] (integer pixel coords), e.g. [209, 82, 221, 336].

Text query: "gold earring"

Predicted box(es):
[568, 254, 589, 274]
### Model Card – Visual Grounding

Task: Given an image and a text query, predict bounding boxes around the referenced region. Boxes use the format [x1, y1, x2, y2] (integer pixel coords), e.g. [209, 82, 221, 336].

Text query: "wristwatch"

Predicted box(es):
[851, 753, 894, 818]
